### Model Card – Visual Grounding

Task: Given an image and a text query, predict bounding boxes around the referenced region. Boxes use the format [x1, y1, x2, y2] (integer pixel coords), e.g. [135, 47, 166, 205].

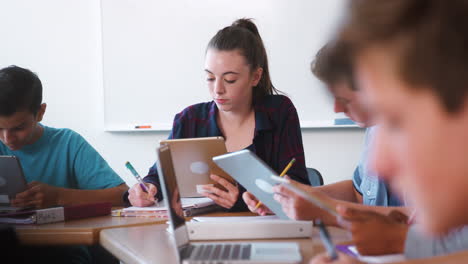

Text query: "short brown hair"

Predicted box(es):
[311, 40, 356, 90]
[340, 0, 468, 113]
[0, 65, 43, 116]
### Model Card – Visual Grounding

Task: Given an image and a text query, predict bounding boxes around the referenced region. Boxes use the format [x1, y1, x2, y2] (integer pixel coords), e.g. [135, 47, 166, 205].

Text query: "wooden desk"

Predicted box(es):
[13, 210, 249, 246]
[15, 215, 166, 246]
[100, 222, 350, 264]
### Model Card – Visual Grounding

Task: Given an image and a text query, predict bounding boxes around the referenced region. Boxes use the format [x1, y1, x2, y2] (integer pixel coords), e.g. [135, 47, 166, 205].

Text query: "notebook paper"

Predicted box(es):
[123, 197, 214, 212]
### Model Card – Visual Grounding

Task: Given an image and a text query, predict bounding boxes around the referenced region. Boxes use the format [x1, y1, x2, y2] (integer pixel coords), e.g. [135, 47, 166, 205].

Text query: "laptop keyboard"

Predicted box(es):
[182, 244, 252, 260]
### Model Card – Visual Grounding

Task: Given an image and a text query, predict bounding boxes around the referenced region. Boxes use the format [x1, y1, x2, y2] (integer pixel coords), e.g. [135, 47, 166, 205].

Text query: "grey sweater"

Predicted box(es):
[405, 225, 468, 259]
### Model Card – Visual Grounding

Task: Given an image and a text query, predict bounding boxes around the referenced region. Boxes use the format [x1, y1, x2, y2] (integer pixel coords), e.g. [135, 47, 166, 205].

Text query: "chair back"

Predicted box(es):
[306, 167, 324, 186]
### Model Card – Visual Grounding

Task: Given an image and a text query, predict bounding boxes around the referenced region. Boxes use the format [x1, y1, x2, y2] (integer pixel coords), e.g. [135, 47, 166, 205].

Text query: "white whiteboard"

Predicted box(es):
[101, 0, 349, 131]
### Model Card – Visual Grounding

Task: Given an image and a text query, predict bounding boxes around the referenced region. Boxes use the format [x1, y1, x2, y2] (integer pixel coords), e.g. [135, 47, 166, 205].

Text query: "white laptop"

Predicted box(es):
[155, 145, 302, 264]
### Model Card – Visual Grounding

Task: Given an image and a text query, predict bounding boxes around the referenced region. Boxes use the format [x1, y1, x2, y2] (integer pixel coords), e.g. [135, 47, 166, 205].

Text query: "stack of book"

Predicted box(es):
[113, 197, 220, 217]
[0, 202, 112, 224]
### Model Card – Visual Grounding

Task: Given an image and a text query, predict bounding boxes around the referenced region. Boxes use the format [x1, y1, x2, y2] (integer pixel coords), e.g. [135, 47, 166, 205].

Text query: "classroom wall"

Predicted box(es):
[0, 0, 365, 187]
[100, 0, 350, 131]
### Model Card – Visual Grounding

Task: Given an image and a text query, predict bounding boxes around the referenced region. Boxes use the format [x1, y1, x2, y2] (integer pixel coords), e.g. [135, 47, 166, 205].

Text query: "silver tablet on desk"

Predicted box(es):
[213, 149, 289, 220]
[0, 156, 27, 207]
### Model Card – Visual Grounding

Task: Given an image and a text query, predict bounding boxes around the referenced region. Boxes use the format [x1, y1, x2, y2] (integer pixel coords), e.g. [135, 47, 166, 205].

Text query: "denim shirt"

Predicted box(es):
[352, 126, 403, 206]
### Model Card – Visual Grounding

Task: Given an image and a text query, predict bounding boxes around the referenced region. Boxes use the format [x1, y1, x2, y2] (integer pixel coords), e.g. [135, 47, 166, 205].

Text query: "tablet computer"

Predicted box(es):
[212, 149, 289, 219]
[270, 175, 340, 218]
[160, 137, 234, 197]
[0, 156, 27, 206]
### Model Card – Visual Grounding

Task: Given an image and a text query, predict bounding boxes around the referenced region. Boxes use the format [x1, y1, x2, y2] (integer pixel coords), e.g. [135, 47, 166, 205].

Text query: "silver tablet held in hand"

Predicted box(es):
[213, 149, 289, 219]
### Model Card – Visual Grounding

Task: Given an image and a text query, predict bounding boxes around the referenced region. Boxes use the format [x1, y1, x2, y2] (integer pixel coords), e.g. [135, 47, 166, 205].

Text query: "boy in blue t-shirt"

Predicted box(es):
[0, 65, 128, 208]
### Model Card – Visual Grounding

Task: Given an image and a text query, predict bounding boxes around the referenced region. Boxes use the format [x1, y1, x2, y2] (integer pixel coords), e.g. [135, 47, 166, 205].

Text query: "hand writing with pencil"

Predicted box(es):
[126, 161, 158, 207]
[128, 183, 157, 207]
[311, 219, 363, 264]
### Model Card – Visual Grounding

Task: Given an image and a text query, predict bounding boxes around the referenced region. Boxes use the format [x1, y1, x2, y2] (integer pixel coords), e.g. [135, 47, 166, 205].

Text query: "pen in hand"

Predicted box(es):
[253, 158, 296, 211]
[316, 219, 338, 261]
[125, 161, 149, 193]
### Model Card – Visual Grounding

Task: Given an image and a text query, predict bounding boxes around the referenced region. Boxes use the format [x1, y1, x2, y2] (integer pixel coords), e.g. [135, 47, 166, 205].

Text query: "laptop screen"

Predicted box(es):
[155, 145, 190, 247]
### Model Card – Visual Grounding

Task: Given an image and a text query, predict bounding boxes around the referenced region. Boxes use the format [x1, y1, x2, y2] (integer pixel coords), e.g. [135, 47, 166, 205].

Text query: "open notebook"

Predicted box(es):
[113, 197, 219, 217]
[124, 197, 214, 211]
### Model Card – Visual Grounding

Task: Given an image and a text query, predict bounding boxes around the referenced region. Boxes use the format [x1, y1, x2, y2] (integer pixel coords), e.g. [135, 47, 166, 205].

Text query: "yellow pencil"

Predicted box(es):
[253, 158, 296, 211]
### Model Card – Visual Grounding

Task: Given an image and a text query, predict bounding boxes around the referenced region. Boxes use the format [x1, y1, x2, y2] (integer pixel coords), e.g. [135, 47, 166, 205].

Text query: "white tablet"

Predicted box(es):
[160, 137, 234, 197]
[0, 156, 27, 205]
[212, 149, 289, 219]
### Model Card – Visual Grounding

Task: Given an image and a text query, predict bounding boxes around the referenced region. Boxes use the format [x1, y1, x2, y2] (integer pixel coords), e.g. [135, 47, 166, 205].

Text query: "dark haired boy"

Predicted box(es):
[0, 65, 128, 209]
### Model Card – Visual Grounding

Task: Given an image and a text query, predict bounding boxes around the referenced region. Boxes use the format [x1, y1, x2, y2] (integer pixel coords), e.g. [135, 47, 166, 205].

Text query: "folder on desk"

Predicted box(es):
[0, 202, 112, 224]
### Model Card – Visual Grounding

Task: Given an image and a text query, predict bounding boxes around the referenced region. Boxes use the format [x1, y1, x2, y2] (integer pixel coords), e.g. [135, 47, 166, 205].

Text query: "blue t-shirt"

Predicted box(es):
[0, 124, 124, 189]
[353, 126, 403, 206]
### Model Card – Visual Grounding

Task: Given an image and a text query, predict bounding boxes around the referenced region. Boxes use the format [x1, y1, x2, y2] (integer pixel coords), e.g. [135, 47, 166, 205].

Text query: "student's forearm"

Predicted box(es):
[57, 184, 129, 206]
[315, 180, 409, 215]
[315, 180, 360, 202]
[332, 198, 411, 216]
